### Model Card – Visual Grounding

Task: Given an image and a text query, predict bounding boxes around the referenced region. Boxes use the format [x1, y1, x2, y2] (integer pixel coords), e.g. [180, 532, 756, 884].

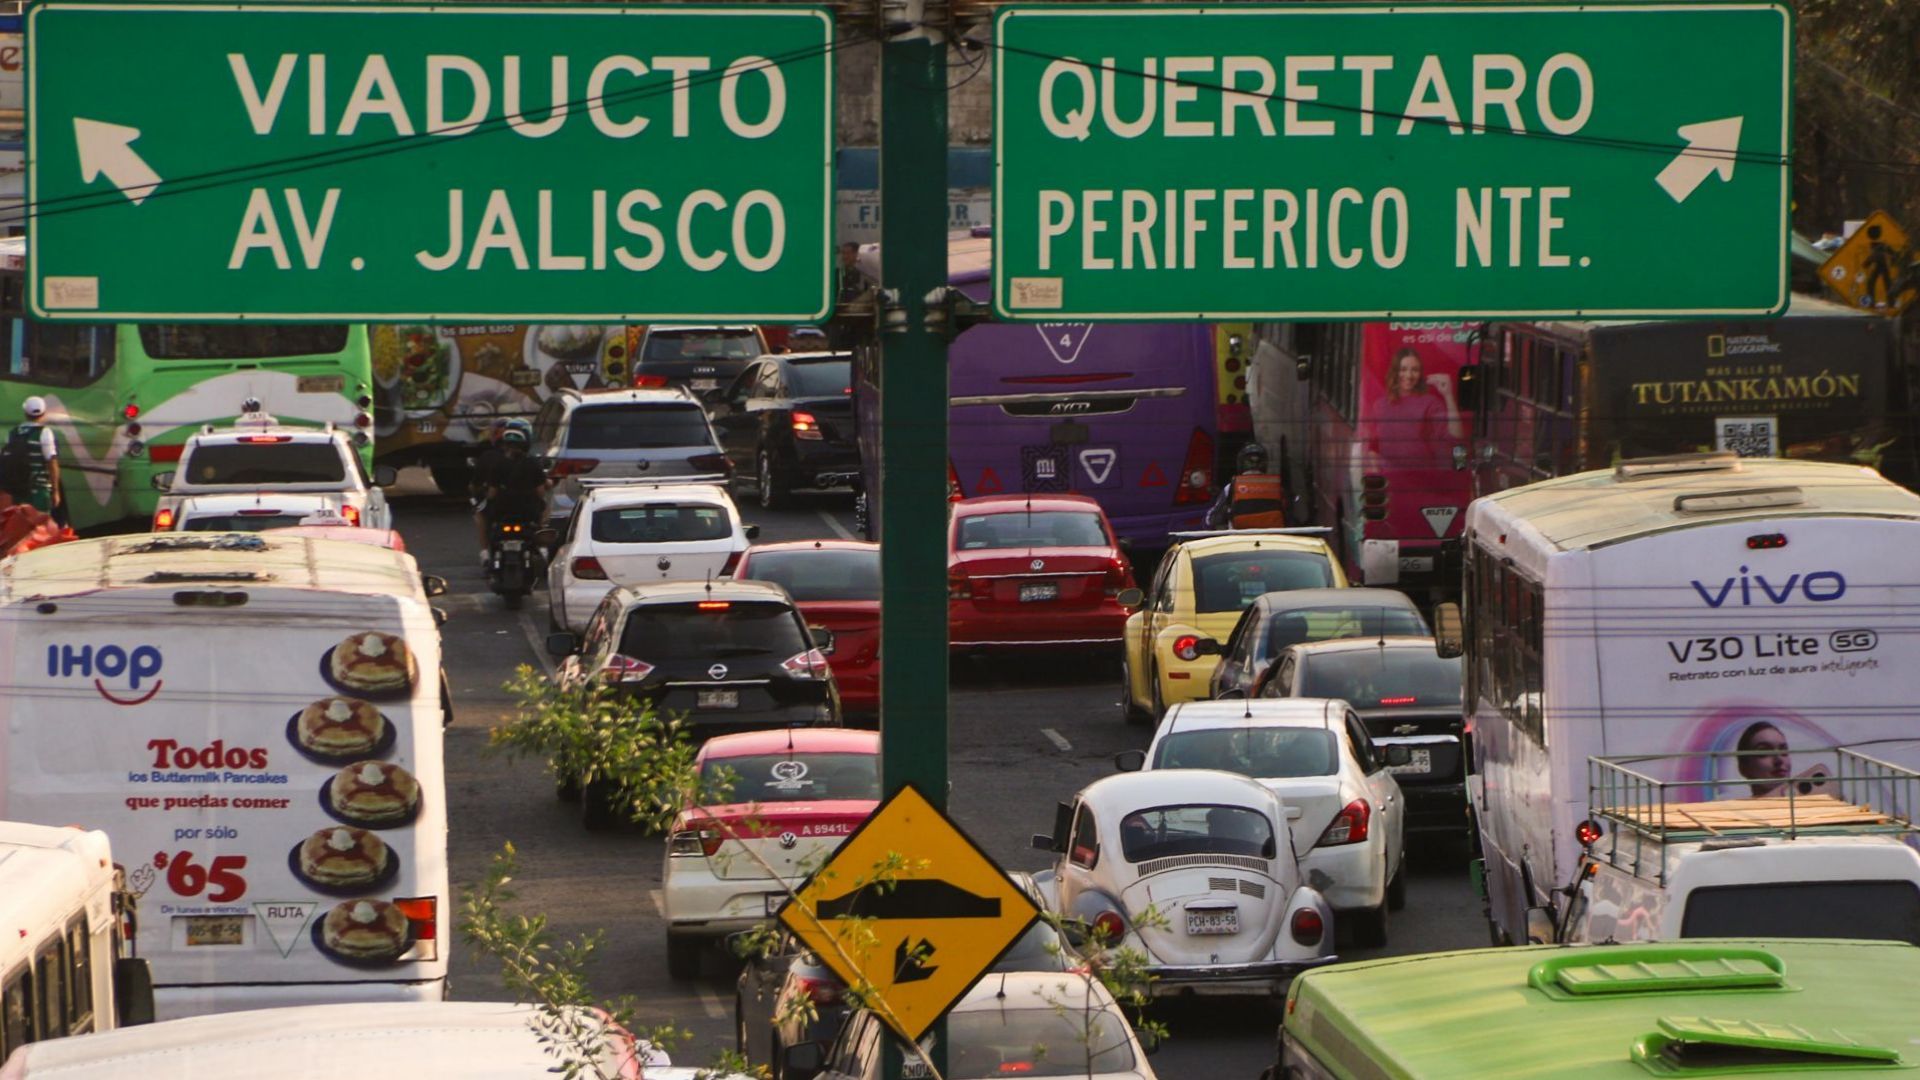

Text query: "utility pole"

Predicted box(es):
[877, 0, 949, 1076]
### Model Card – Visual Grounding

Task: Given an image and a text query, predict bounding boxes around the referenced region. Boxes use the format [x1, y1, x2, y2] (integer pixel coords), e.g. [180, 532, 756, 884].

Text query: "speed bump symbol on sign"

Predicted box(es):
[777, 784, 1040, 1042]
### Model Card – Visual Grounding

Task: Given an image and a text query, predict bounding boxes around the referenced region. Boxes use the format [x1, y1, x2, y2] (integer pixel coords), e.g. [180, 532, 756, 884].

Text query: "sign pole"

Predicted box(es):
[878, 9, 948, 1079]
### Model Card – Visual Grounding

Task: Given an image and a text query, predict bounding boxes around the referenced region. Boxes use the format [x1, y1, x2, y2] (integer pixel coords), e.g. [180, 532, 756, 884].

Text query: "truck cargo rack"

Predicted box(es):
[1586, 747, 1920, 885]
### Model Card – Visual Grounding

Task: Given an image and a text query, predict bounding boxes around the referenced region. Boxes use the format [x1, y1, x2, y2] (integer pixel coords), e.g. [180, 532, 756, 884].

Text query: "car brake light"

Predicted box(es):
[341, 504, 361, 526]
[698, 600, 731, 611]
[1091, 910, 1126, 942]
[571, 556, 608, 581]
[720, 550, 743, 576]
[1290, 907, 1324, 945]
[947, 571, 971, 601]
[152, 507, 175, 530]
[791, 411, 823, 440]
[669, 827, 725, 857]
[782, 648, 830, 679]
[1379, 695, 1416, 706]
[239, 435, 292, 443]
[1103, 557, 1132, 598]
[550, 458, 600, 479]
[393, 896, 437, 940]
[1318, 799, 1371, 846]
[633, 374, 669, 388]
[1172, 634, 1202, 662]
[690, 452, 732, 476]
[1174, 428, 1214, 505]
[947, 459, 963, 501]
[1576, 819, 1604, 848]
[794, 973, 842, 1007]
[600, 654, 654, 684]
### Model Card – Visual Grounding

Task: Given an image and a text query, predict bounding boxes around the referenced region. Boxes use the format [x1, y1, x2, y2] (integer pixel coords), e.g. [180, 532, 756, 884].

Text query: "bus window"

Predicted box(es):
[137, 324, 350, 359]
[36, 937, 67, 1040]
[3, 963, 32, 1056]
[66, 916, 93, 1035]
[25, 323, 113, 387]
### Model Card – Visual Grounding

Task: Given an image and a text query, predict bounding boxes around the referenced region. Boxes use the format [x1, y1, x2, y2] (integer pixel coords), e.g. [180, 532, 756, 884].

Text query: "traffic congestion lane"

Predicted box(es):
[394, 474, 1488, 1077]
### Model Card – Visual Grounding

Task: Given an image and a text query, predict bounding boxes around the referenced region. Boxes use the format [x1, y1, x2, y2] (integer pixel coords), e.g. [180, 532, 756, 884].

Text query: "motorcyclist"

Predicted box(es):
[470, 419, 511, 563]
[1205, 443, 1286, 529]
[482, 424, 549, 560]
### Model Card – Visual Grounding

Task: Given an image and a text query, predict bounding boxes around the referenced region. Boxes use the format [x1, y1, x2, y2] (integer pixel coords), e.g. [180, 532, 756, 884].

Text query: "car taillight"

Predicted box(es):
[600, 653, 654, 684]
[720, 550, 743, 576]
[669, 828, 725, 857]
[1318, 799, 1371, 846]
[342, 504, 361, 526]
[691, 452, 732, 475]
[239, 435, 292, 444]
[1290, 907, 1324, 945]
[782, 648, 830, 679]
[152, 507, 175, 530]
[354, 411, 372, 429]
[1103, 557, 1133, 598]
[1091, 910, 1127, 942]
[550, 458, 600, 479]
[794, 973, 843, 1007]
[1174, 427, 1214, 505]
[123, 403, 140, 420]
[791, 411, 823, 440]
[947, 571, 971, 600]
[1172, 634, 1202, 662]
[633, 374, 669, 388]
[947, 459, 963, 501]
[1379, 695, 1416, 706]
[571, 556, 608, 580]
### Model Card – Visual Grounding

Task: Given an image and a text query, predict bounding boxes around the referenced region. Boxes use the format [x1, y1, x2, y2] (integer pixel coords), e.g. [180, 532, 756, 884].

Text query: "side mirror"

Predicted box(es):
[421, 574, 449, 597]
[114, 957, 155, 1025]
[1433, 602, 1464, 659]
[745, 523, 761, 540]
[431, 606, 449, 628]
[1113, 749, 1146, 772]
[546, 631, 579, 658]
[1114, 587, 1144, 611]
[150, 471, 176, 492]
[1193, 637, 1223, 657]
[809, 625, 837, 655]
[1030, 833, 1055, 852]
[535, 528, 560, 548]
[1382, 743, 1413, 768]
[781, 1042, 825, 1079]
[372, 464, 399, 487]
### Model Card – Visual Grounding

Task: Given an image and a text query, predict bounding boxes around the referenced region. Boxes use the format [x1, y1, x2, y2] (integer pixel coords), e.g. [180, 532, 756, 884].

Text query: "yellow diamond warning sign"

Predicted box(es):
[777, 784, 1039, 1042]
[1821, 211, 1916, 315]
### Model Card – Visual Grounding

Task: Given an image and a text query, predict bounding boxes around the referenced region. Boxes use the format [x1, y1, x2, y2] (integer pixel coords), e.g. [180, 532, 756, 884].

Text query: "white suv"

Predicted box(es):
[544, 480, 758, 635]
[154, 413, 395, 530]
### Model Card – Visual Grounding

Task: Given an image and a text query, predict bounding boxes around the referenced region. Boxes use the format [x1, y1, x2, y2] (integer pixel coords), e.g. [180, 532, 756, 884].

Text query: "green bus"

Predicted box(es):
[1277, 940, 1920, 1078]
[0, 239, 375, 531]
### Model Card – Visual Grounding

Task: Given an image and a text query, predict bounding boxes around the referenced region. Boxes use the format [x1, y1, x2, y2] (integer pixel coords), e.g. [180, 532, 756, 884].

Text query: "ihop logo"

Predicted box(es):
[48, 643, 164, 705]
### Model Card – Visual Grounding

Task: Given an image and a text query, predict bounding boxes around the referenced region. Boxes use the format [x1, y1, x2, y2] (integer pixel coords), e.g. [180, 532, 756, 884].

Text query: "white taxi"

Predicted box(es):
[1119, 698, 1408, 948]
[543, 479, 758, 635]
[153, 411, 394, 530]
[1031, 769, 1335, 997]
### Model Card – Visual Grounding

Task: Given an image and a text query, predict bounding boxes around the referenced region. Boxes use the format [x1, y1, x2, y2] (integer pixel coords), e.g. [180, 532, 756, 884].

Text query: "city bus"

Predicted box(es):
[1453, 455, 1920, 945]
[855, 230, 1226, 553]
[1464, 293, 1914, 498]
[1291, 321, 1476, 602]
[0, 238, 374, 532]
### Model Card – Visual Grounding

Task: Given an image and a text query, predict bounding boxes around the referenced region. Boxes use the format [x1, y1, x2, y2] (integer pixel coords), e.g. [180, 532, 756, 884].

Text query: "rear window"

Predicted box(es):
[741, 549, 879, 602]
[592, 503, 731, 544]
[183, 513, 307, 532]
[565, 404, 715, 450]
[956, 511, 1108, 550]
[139, 324, 349, 359]
[1680, 881, 1920, 944]
[786, 360, 850, 397]
[1119, 804, 1275, 862]
[182, 443, 346, 484]
[619, 600, 806, 661]
[1298, 648, 1462, 708]
[700, 752, 879, 804]
[1151, 727, 1338, 777]
[1192, 551, 1335, 613]
[946, 1007, 1135, 1078]
[992, 919, 1071, 974]
[641, 329, 762, 362]
[1263, 607, 1429, 661]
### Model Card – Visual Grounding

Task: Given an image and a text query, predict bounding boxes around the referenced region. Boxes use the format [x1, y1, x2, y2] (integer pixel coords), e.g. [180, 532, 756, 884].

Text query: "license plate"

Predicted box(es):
[698, 689, 739, 709]
[414, 420, 437, 434]
[297, 374, 345, 393]
[1397, 556, 1435, 573]
[1387, 748, 1433, 776]
[1186, 908, 1238, 936]
[690, 378, 718, 390]
[186, 915, 245, 946]
[499, 539, 524, 551]
[763, 893, 785, 916]
[1019, 582, 1059, 603]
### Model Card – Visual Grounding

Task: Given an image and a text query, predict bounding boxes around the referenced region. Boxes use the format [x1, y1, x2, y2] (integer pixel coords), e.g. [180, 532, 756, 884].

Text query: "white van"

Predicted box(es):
[0, 533, 447, 1020]
[1560, 750, 1920, 945]
[0, 822, 154, 1062]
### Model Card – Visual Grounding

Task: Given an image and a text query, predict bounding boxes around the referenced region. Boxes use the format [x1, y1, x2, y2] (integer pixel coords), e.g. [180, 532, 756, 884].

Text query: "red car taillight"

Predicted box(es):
[1103, 557, 1133, 598]
[632, 374, 669, 388]
[1172, 634, 1202, 662]
[152, 507, 176, 530]
[947, 459, 963, 501]
[782, 648, 830, 679]
[947, 571, 971, 601]
[600, 653, 654, 684]
[1174, 427, 1214, 505]
[668, 827, 725, 857]
[794, 972, 843, 1006]
[791, 411, 823, 441]
[1290, 907, 1325, 945]
[341, 504, 361, 526]
[1091, 910, 1127, 942]
[1318, 799, 1372, 846]
[571, 556, 608, 581]
[550, 458, 600, 479]
[691, 452, 732, 476]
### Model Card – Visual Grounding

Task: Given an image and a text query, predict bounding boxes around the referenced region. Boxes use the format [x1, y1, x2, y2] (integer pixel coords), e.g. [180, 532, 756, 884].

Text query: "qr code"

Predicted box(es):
[1716, 417, 1778, 458]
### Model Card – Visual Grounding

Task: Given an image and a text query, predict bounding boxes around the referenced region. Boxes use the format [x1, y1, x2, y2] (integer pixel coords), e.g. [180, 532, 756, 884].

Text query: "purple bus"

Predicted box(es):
[855, 230, 1224, 551]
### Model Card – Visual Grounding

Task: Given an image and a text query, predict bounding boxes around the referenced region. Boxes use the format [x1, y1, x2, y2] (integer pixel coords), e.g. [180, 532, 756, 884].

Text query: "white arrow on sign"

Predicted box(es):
[1654, 117, 1743, 205]
[74, 118, 161, 206]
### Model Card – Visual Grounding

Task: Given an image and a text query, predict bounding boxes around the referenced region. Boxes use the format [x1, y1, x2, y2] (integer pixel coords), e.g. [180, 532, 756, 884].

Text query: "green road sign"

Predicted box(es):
[993, 3, 1791, 321]
[26, 2, 834, 322]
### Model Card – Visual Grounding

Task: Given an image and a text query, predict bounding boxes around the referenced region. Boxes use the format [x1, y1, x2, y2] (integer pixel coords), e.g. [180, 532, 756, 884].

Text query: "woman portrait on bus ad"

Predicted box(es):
[1366, 345, 1463, 467]
[1682, 705, 1844, 802]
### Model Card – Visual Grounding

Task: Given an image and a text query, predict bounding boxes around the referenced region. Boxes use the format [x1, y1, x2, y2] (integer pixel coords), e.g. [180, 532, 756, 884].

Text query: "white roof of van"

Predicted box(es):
[0, 534, 426, 601]
[0, 825, 112, 945]
[1472, 459, 1920, 552]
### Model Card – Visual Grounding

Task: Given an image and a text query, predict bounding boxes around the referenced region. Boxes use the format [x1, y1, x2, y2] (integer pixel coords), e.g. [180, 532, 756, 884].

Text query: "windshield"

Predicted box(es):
[182, 443, 346, 484]
[139, 324, 350, 359]
[1298, 648, 1463, 708]
[742, 549, 879, 602]
[956, 511, 1108, 550]
[1192, 551, 1335, 613]
[182, 513, 309, 532]
[642, 329, 762, 362]
[619, 600, 806, 661]
[1152, 727, 1339, 777]
[945, 1007, 1135, 1078]
[1262, 607, 1429, 661]
[699, 752, 880, 804]
[1119, 804, 1275, 862]
[592, 503, 730, 544]
[1680, 881, 1920, 944]
[566, 404, 715, 450]
[787, 360, 851, 397]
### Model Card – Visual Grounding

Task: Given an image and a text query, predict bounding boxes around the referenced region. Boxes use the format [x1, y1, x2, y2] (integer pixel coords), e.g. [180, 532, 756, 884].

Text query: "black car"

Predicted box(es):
[710, 353, 861, 509]
[632, 325, 768, 402]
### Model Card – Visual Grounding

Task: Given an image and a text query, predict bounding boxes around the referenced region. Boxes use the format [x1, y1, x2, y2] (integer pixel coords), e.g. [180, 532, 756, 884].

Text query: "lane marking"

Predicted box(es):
[1040, 728, 1072, 753]
[697, 987, 728, 1020]
[816, 508, 855, 541]
[516, 609, 556, 677]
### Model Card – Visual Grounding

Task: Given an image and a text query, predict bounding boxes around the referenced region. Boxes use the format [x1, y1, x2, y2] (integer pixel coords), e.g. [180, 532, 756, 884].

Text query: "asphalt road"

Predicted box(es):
[395, 472, 1489, 1079]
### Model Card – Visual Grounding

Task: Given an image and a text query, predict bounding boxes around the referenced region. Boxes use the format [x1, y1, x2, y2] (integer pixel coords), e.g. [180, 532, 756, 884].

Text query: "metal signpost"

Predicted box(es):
[993, 2, 1792, 321]
[25, 2, 835, 321]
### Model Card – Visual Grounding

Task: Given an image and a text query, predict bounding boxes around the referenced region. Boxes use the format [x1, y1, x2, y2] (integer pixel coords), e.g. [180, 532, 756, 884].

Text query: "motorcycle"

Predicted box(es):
[486, 517, 542, 609]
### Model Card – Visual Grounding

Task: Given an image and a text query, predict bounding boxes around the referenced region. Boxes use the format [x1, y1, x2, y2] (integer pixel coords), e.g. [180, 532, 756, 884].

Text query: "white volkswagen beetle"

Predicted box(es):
[1030, 769, 1335, 997]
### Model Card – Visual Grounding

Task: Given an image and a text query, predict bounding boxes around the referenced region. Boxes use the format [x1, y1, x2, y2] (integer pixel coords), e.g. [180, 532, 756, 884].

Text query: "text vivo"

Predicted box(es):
[1688, 566, 1845, 608]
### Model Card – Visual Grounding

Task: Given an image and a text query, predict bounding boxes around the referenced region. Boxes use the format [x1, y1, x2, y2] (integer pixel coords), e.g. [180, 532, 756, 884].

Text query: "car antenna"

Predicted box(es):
[996, 972, 1007, 999]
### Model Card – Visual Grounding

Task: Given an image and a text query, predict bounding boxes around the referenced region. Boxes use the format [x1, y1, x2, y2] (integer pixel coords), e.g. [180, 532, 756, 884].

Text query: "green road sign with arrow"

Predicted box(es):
[993, 2, 1792, 321]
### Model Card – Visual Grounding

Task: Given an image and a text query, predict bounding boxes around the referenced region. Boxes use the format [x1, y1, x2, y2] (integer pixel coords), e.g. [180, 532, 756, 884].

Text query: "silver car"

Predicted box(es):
[531, 387, 732, 525]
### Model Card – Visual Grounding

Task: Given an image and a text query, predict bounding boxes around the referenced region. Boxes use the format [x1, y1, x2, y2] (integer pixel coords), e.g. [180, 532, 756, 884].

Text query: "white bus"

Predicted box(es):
[0, 534, 448, 1019]
[0, 822, 153, 1062]
[1453, 454, 1920, 943]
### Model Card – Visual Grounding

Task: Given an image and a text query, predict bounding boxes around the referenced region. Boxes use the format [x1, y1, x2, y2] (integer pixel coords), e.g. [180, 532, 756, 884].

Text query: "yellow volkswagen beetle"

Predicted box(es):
[1119, 530, 1348, 723]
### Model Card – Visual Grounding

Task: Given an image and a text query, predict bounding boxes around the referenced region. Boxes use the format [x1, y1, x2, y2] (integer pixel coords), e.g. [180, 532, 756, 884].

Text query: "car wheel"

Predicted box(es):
[581, 780, 621, 831]
[1352, 901, 1389, 949]
[1119, 654, 1151, 726]
[1387, 857, 1408, 911]
[759, 450, 790, 510]
[666, 933, 702, 981]
[1148, 661, 1168, 721]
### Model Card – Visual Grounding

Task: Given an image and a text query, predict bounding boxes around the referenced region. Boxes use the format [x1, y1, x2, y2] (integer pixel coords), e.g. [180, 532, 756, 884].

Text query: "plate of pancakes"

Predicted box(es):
[288, 825, 403, 897]
[287, 696, 396, 766]
[320, 631, 417, 700]
[318, 761, 422, 829]
[310, 899, 417, 967]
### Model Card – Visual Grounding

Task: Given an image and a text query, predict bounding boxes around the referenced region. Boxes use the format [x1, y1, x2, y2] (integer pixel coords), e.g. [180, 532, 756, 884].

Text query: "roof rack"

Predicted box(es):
[1586, 747, 1920, 884]
[1613, 451, 1741, 482]
[1166, 527, 1332, 540]
[575, 474, 731, 489]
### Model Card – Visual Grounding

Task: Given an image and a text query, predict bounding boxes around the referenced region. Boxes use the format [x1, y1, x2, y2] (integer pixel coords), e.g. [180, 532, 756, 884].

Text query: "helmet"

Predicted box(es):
[500, 428, 530, 449]
[1237, 442, 1269, 474]
[21, 396, 45, 419]
[502, 418, 533, 439]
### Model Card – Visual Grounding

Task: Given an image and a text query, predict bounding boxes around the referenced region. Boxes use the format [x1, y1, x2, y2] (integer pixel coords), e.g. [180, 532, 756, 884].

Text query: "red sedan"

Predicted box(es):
[948, 494, 1136, 651]
[732, 539, 879, 722]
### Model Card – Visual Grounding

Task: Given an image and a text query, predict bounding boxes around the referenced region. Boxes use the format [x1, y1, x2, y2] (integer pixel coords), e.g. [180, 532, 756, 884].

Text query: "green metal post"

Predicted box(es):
[879, 23, 948, 1080]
